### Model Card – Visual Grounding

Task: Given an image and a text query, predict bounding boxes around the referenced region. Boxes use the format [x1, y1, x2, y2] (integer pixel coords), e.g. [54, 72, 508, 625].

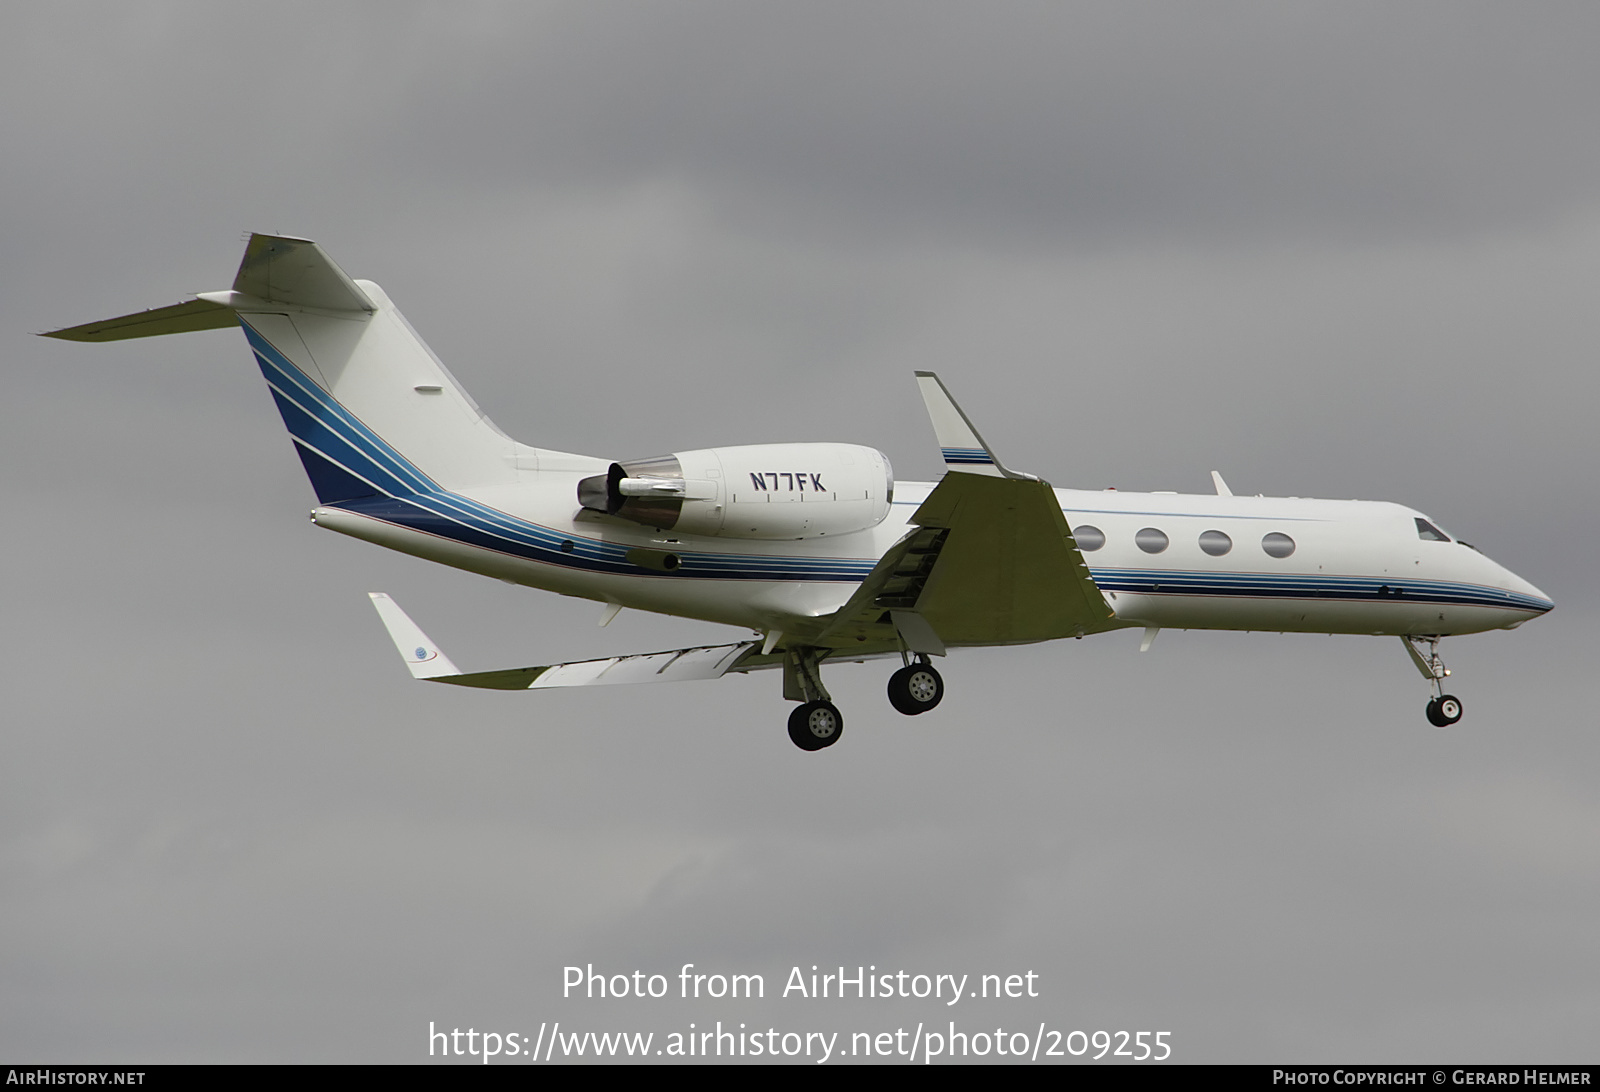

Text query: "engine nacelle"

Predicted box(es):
[578, 443, 894, 539]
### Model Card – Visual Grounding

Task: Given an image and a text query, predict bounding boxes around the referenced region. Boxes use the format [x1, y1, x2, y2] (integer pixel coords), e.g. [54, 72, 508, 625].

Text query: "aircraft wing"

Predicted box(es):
[870, 374, 1118, 647]
[368, 592, 775, 690]
[906, 471, 1115, 645]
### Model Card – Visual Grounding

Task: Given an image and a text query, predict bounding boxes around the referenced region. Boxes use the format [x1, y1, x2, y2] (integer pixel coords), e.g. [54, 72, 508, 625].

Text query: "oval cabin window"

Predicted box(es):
[1135, 527, 1169, 554]
[1261, 532, 1296, 558]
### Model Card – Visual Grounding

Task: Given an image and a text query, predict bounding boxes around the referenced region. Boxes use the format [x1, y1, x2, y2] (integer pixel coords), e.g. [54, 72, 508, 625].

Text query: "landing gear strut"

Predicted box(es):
[782, 646, 843, 751]
[887, 654, 944, 715]
[1403, 636, 1463, 728]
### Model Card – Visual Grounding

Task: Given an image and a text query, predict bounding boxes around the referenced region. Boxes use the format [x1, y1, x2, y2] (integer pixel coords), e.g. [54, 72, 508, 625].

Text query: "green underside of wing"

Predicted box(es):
[909, 474, 1117, 645]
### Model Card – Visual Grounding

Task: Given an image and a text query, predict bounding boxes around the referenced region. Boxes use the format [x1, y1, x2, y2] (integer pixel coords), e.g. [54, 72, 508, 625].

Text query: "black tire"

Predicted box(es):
[1434, 694, 1463, 727]
[788, 700, 844, 751]
[887, 663, 944, 715]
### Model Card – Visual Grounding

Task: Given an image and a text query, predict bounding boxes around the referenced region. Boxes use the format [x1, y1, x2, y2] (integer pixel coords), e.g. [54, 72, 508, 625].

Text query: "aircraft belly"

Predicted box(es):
[309, 504, 857, 630]
[1110, 591, 1521, 636]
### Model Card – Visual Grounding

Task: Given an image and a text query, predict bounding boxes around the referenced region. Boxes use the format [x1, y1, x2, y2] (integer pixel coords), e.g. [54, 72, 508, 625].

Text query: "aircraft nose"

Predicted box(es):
[1497, 565, 1553, 624]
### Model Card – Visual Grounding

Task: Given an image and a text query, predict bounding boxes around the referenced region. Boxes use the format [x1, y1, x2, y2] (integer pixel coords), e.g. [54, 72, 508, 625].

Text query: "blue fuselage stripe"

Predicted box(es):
[1088, 567, 1550, 613]
[242, 322, 1548, 606]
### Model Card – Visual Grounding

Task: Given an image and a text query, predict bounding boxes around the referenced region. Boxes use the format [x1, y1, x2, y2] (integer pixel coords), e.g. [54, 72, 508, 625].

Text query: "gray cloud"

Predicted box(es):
[3, 0, 1594, 1064]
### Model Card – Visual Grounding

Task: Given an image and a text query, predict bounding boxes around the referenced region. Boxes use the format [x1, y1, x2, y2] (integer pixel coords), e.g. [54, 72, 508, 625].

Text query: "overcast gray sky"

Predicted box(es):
[4, 1, 1597, 1064]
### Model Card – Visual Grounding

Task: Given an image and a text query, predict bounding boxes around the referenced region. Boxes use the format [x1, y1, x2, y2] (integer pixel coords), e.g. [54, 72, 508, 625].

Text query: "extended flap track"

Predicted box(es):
[873, 527, 949, 614]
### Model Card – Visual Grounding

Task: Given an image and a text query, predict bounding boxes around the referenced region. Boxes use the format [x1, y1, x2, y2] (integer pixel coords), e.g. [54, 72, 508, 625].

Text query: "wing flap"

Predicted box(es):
[521, 643, 758, 688]
[812, 524, 944, 639]
[430, 641, 764, 690]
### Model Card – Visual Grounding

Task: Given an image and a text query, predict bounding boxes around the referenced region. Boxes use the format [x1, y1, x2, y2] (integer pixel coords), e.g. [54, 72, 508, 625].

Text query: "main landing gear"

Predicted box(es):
[1403, 636, 1463, 728]
[783, 646, 844, 752]
[780, 647, 948, 751]
[788, 701, 844, 751]
[887, 655, 944, 716]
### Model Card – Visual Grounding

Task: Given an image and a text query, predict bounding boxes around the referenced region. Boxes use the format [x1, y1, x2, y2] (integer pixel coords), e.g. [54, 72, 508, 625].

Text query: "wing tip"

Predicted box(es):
[366, 592, 462, 680]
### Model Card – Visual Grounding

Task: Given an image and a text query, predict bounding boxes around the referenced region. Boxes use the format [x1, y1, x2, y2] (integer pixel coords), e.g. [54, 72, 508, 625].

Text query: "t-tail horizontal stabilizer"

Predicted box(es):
[367, 593, 763, 691]
[41, 235, 377, 342]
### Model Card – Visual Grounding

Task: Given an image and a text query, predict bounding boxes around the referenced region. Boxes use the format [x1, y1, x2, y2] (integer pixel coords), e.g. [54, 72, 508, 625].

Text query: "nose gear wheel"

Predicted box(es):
[1426, 695, 1463, 728]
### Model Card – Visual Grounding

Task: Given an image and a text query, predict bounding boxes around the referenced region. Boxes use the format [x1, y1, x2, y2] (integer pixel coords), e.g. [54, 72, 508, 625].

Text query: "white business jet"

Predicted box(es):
[46, 235, 1553, 751]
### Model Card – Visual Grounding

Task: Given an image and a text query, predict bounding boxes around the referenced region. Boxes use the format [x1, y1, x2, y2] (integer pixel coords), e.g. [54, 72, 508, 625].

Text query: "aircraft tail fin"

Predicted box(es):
[40, 236, 375, 342]
[44, 234, 531, 504]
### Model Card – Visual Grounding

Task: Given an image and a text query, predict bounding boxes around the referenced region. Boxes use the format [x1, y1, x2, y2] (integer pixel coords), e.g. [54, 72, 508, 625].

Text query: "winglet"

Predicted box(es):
[914, 371, 1033, 480]
[368, 592, 462, 680]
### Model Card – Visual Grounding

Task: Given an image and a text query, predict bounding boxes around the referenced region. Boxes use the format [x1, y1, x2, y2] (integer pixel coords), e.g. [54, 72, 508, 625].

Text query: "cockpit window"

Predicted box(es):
[1415, 518, 1451, 542]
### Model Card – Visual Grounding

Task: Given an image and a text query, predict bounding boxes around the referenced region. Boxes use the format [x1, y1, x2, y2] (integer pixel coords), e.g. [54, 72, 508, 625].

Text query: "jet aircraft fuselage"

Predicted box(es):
[45, 234, 1552, 750]
[312, 478, 1549, 641]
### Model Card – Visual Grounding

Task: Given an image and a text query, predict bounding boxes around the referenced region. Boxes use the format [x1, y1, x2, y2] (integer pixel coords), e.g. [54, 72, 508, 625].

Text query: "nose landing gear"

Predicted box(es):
[1403, 636, 1463, 728]
[1426, 694, 1464, 728]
